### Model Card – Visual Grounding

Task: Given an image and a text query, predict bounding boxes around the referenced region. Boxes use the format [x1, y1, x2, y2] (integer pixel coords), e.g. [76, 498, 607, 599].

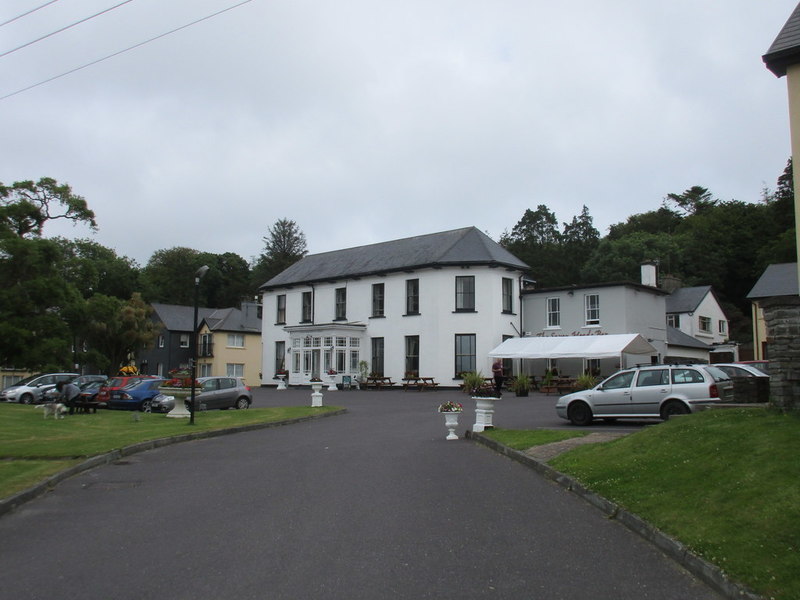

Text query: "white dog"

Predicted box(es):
[37, 403, 67, 419]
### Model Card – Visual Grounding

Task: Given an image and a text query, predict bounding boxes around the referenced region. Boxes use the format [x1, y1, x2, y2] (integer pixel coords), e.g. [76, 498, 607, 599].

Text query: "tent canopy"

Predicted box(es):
[488, 334, 656, 360]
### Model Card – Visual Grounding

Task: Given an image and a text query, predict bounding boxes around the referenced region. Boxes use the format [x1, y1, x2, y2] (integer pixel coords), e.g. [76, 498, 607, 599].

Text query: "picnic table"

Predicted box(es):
[365, 376, 395, 389]
[402, 377, 439, 391]
[541, 378, 576, 395]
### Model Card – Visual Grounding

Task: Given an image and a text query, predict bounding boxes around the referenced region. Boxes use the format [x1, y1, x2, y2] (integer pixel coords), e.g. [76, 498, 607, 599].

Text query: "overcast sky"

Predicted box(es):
[0, 1, 796, 266]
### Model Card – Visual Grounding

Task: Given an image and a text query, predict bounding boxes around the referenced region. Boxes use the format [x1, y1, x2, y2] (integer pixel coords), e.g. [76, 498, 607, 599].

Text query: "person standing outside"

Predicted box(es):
[57, 380, 81, 415]
[491, 359, 504, 394]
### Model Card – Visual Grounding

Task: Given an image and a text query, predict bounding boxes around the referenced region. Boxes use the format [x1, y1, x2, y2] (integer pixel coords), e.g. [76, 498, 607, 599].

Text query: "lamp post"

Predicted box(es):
[189, 265, 209, 425]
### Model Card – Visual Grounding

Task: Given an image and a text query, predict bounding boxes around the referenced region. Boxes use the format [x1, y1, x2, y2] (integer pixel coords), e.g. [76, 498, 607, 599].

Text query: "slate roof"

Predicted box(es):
[202, 303, 262, 333]
[666, 326, 711, 350]
[260, 227, 530, 290]
[747, 262, 799, 298]
[764, 3, 800, 77]
[151, 303, 216, 332]
[665, 286, 713, 314]
[152, 303, 261, 333]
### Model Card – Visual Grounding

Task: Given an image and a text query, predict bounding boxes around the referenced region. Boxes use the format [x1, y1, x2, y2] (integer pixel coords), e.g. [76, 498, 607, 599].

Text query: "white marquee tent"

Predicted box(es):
[488, 334, 656, 360]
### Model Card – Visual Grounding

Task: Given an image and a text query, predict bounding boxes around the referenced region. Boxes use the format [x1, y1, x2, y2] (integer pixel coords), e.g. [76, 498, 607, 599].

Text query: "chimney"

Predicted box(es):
[640, 262, 658, 287]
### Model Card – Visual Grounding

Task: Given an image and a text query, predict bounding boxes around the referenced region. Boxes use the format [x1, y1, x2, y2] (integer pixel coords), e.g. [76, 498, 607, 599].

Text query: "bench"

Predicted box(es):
[365, 377, 395, 389]
[72, 401, 99, 414]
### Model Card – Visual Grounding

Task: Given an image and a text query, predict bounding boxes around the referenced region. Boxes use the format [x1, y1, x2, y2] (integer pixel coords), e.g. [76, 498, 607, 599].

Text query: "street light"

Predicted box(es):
[189, 265, 209, 425]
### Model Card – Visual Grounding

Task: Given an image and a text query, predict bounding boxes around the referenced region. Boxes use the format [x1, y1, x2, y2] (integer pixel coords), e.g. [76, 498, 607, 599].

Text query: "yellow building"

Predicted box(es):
[196, 303, 263, 384]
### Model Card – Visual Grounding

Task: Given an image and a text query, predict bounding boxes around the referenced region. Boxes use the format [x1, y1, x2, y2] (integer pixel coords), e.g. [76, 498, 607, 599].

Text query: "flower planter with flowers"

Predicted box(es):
[326, 369, 338, 391]
[438, 400, 463, 440]
[461, 371, 501, 432]
[274, 370, 288, 390]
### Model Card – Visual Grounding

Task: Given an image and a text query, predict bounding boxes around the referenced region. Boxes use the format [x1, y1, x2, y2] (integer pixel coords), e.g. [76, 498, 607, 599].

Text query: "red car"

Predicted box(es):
[95, 375, 159, 407]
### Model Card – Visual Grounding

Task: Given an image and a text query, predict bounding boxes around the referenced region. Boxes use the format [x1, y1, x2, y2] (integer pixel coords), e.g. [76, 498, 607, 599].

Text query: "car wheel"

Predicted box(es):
[142, 400, 152, 413]
[235, 397, 250, 410]
[660, 400, 690, 420]
[568, 401, 593, 426]
[20, 393, 33, 404]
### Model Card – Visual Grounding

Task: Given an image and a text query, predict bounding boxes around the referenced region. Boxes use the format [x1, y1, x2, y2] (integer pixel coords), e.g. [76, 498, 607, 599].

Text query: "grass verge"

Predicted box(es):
[0, 403, 339, 499]
[482, 427, 588, 450]
[491, 407, 799, 600]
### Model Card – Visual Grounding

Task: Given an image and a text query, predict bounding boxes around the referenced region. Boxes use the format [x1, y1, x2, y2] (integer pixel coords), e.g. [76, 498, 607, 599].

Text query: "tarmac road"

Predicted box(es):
[0, 387, 722, 599]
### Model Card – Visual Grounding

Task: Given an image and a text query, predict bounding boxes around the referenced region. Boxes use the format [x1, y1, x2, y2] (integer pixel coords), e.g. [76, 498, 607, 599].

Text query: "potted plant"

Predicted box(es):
[574, 372, 599, 391]
[461, 371, 500, 432]
[437, 400, 463, 440]
[510, 374, 531, 397]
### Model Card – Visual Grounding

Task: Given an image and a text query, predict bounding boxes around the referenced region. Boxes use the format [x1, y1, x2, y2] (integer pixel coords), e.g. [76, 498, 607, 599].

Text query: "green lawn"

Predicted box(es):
[0, 403, 339, 498]
[486, 408, 800, 600]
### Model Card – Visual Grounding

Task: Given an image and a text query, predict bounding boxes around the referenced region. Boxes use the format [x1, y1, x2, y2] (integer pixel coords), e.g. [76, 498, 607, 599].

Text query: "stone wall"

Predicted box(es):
[761, 295, 800, 412]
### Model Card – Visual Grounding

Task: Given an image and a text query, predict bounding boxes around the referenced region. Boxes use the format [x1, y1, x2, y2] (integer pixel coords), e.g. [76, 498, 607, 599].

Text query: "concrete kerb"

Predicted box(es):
[466, 431, 765, 600]
[0, 408, 347, 519]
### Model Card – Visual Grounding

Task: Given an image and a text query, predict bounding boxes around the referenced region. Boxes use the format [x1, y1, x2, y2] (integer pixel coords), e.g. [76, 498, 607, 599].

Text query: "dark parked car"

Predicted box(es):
[107, 378, 167, 411]
[149, 376, 252, 412]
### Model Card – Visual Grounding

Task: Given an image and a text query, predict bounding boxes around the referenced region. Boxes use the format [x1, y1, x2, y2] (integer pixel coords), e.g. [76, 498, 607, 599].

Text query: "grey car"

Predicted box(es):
[0, 372, 79, 404]
[555, 364, 734, 426]
[150, 376, 252, 413]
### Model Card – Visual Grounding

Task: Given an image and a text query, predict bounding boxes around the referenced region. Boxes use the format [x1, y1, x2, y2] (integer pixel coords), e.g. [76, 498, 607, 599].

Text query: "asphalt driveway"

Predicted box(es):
[0, 387, 722, 599]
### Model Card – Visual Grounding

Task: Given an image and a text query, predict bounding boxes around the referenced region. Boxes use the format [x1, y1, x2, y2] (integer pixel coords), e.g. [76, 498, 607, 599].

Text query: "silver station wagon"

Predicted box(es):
[556, 364, 734, 426]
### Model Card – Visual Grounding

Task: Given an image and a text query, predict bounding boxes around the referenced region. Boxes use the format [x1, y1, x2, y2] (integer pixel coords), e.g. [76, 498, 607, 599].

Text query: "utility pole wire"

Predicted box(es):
[0, 0, 61, 28]
[0, 0, 136, 59]
[0, 0, 255, 101]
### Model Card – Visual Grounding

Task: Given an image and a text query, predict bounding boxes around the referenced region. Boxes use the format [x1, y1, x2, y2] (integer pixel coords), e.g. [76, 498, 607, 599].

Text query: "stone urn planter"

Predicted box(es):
[325, 373, 338, 391]
[438, 400, 463, 440]
[472, 396, 499, 432]
[275, 374, 287, 390]
[310, 381, 324, 407]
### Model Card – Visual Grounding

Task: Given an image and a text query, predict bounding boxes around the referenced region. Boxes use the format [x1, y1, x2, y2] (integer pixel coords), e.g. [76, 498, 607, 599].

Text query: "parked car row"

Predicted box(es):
[556, 363, 743, 426]
[1, 373, 252, 413]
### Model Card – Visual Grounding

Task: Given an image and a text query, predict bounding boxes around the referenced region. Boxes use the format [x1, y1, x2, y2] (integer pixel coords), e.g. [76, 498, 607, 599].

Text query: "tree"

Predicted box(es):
[0, 177, 97, 370]
[251, 219, 308, 289]
[0, 236, 78, 370]
[665, 186, 717, 216]
[560, 206, 600, 284]
[142, 247, 253, 308]
[55, 238, 140, 300]
[0, 177, 97, 238]
[141, 247, 205, 305]
[78, 293, 157, 376]
[199, 251, 253, 308]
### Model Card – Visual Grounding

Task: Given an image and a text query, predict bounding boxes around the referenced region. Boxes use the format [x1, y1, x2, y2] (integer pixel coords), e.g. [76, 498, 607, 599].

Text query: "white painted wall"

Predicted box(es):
[261, 265, 523, 386]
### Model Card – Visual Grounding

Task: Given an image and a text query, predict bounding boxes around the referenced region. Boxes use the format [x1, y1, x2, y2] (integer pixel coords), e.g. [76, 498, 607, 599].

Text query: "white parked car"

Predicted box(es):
[0, 373, 79, 404]
[556, 364, 734, 426]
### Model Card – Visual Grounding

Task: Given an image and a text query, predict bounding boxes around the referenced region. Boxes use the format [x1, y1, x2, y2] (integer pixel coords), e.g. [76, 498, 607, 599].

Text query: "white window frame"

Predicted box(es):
[226, 363, 244, 377]
[179, 333, 190, 348]
[227, 333, 245, 348]
[584, 294, 600, 326]
[546, 297, 560, 328]
[699, 316, 712, 334]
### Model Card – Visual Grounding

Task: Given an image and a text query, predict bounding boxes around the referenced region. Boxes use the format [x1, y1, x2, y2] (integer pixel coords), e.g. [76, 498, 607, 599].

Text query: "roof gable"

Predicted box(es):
[764, 3, 800, 77]
[665, 286, 712, 314]
[260, 227, 529, 290]
[747, 262, 799, 299]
